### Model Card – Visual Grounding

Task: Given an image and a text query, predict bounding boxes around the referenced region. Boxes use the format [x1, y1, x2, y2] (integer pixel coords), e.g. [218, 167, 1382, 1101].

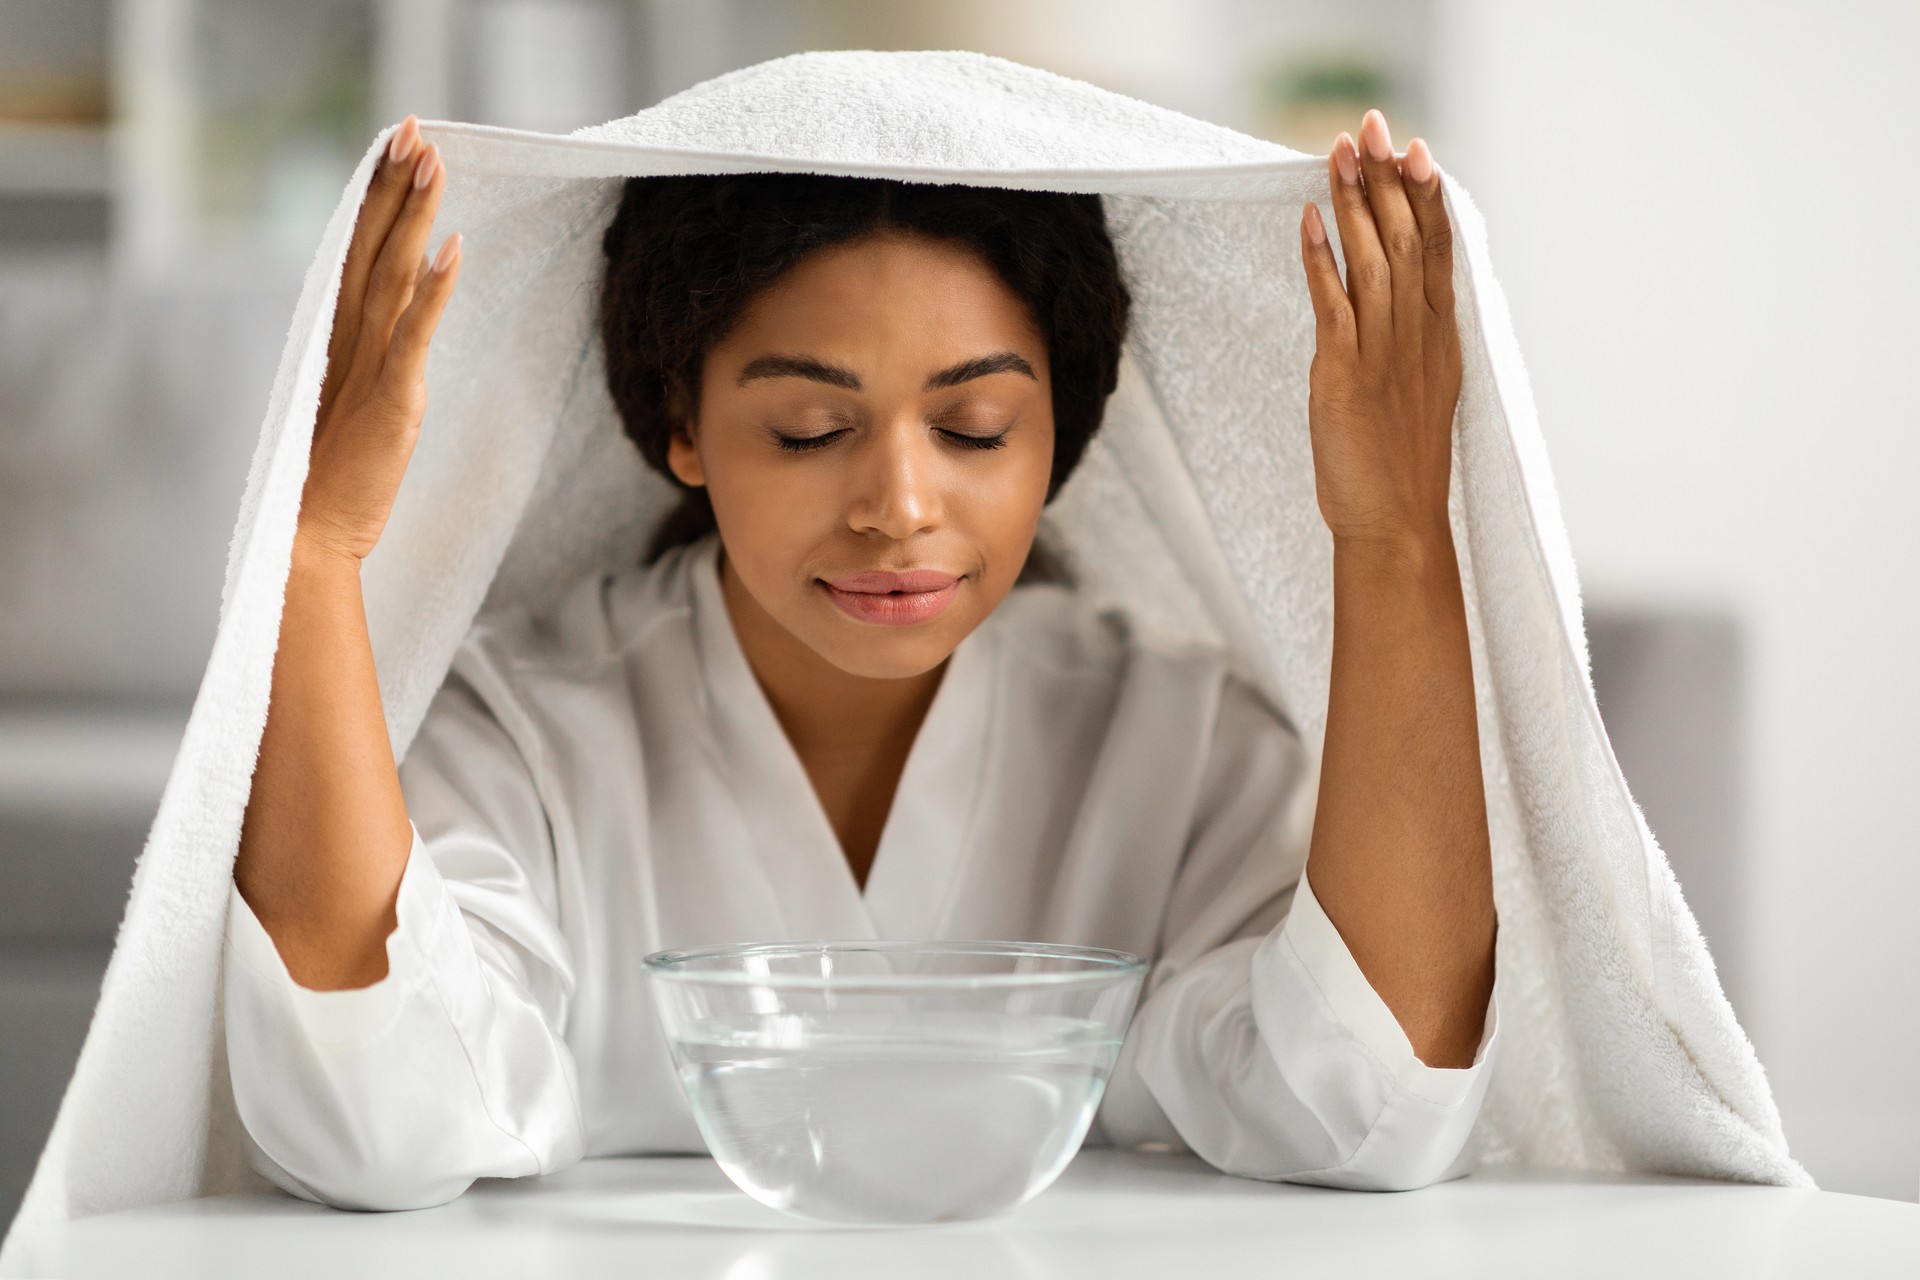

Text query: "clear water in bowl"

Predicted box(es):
[672, 1010, 1121, 1224]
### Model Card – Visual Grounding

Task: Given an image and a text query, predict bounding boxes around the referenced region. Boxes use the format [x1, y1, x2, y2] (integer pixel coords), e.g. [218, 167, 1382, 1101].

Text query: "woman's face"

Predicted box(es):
[668, 231, 1055, 681]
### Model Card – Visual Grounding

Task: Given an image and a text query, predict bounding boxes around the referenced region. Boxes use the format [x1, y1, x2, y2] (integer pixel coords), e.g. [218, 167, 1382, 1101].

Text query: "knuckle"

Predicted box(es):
[1353, 257, 1393, 293]
[1385, 225, 1424, 262]
[1422, 222, 1454, 259]
[1310, 369, 1353, 402]
[324, 361, 370, 408]
[375, 368, 423, 409]
[396, 303, 440, 346]
[368, 257, 407, 295]
[366, 396, 423, 440]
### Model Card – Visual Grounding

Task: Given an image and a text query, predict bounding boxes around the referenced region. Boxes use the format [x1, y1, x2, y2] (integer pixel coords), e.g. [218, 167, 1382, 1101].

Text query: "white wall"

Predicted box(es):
[1430, 0, 1920, 1198]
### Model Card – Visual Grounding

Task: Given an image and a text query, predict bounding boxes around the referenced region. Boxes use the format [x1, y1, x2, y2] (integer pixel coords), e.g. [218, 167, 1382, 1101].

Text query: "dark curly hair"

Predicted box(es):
[597, 172, 1131, 561]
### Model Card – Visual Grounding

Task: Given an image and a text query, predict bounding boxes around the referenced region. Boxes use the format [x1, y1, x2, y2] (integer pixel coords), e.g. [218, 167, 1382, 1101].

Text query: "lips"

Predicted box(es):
[821, 568, 962, 627]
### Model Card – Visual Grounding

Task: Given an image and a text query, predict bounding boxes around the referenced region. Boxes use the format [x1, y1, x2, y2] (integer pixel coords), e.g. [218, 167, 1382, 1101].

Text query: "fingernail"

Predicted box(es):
[1404, 138, 1434, 184]
[1362, 109, 1393, 161]
[387, 117, 417, 163]
[1334, 134, 1359, 184]
[1304, 203, 1327, 245]
[413, 143, 438, 190]
[433, 231, 462, 273]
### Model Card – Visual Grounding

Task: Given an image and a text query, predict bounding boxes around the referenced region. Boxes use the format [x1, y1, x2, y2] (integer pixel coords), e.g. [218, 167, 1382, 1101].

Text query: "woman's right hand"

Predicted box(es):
[300, 116, 462, 563]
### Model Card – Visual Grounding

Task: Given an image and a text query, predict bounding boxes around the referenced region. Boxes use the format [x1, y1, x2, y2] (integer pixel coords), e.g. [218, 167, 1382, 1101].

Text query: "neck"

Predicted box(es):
[717, 549, 947, 755]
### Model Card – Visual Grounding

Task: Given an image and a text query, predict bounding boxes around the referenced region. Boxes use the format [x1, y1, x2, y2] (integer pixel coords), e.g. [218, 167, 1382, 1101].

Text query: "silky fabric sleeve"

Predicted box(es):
[1096, 676, 1499, 1191]
[221, 665, 586, 1211]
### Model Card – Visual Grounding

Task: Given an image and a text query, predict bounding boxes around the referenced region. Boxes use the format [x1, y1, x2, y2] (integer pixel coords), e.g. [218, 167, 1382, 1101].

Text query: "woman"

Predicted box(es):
[223, 105, 1497, 1210]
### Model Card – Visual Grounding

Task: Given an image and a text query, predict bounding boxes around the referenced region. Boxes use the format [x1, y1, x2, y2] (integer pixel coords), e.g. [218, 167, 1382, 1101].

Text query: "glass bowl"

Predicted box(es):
[642, 939, 1148, 1226]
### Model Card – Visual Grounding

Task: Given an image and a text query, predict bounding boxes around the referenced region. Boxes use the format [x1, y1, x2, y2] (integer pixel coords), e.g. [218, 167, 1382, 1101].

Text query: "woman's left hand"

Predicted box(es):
[1295, 114, 1493, 1069]
[1299, 110, 1462, 551]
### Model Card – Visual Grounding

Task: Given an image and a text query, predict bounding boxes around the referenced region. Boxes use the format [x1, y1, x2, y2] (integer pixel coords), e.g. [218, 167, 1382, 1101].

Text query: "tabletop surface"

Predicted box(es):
[55, 1150, 1919, 1279]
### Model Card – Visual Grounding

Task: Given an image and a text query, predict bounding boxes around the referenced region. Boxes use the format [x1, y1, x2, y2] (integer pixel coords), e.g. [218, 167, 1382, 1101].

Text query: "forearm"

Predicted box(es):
[232, 526, 413, 990]
[1305, 528, 1495, 1067]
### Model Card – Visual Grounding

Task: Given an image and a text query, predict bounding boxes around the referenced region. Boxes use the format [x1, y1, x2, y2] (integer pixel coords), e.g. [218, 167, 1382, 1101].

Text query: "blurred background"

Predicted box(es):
[1, 0, 1914, 1223]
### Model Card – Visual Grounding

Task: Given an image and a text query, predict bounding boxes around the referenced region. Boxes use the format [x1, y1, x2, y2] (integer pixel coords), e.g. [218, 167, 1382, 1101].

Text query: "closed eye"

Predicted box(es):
[771, 428, 850, 453]
[939, 428, 1009, 450]
[774, 426, 1008, 452]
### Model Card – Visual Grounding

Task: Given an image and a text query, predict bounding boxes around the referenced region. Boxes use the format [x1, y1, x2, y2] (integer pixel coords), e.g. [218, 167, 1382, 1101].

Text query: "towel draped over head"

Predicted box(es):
[2, 46, 1808, 1275]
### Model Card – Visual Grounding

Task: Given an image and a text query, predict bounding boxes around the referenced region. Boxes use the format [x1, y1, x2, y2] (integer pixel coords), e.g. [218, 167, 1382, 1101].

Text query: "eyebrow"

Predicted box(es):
[735, 354, 861, 390]
[735, 350, 1037, 392]
[925, 351, 1037, 389]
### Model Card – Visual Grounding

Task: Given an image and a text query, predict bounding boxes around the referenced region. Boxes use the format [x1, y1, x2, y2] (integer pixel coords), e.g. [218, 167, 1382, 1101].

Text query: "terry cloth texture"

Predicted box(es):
[3, 46, 1807, 1276]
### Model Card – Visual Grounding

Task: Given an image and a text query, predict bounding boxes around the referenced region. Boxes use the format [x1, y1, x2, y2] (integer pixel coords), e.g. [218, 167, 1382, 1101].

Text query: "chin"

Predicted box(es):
[808, 625, 963, 681]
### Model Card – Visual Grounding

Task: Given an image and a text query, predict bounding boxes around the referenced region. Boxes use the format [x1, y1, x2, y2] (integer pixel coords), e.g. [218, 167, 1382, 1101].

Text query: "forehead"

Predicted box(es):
[718, 231, 1046, 359]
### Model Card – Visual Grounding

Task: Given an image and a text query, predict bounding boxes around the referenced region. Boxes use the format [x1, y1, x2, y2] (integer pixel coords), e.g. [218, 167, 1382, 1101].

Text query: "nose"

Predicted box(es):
[846, 418, 944, 541]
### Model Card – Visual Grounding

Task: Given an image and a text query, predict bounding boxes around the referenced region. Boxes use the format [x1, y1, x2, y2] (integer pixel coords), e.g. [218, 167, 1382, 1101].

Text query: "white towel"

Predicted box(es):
[1, 47, 1808, 1275]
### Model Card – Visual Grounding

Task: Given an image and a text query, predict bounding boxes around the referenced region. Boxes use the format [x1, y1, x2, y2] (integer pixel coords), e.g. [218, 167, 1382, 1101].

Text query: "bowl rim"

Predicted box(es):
[640, 937, 1149, 988]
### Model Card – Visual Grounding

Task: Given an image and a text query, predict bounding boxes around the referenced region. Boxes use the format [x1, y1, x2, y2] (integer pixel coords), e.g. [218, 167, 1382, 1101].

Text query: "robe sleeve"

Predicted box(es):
[221, 663, 586, 1211]
[1096, 675, 1500, 1190]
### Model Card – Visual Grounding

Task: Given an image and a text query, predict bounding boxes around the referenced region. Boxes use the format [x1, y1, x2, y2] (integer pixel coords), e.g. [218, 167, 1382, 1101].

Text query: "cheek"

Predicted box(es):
[702, 445, 835, 555]
[965, 432, 1054, 547]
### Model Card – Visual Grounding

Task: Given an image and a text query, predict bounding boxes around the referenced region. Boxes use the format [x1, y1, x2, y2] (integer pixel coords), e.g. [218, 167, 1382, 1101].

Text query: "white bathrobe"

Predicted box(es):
[222, 533, 1497, 1210]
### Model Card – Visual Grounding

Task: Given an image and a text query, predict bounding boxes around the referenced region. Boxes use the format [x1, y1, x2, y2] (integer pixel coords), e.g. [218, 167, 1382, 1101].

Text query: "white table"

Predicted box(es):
[55, 1150, 1918, 1278]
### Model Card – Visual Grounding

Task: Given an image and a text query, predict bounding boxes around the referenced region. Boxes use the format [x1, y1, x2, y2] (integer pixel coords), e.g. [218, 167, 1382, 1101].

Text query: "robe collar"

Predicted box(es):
[684, 535, 997, 941]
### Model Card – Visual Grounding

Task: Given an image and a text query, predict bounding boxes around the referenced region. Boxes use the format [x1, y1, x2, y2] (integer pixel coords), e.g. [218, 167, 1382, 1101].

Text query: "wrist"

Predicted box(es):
[1331, 522, 1456, 582]
[292, 519, 368, 577]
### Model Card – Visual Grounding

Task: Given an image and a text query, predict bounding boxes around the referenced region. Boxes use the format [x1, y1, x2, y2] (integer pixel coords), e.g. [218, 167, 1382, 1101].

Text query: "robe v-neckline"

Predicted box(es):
[685, 537, 996, 941]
